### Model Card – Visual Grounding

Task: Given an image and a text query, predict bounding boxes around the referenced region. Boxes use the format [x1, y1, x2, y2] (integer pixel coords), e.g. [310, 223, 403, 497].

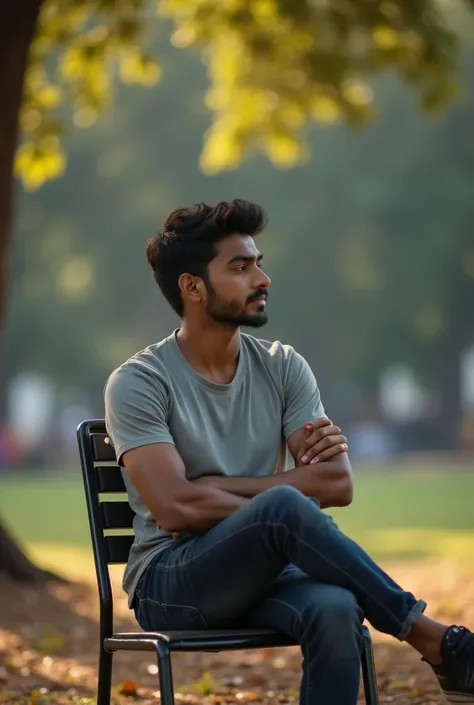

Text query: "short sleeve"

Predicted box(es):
[104, 364, 174, 464]
[282, 348, 326, 440]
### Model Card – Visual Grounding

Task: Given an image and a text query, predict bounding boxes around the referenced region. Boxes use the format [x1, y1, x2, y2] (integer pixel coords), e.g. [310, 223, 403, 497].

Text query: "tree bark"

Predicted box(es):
[0, 0, 63, 582]
[0, 519, 62, 582]
[0, 0, 43, 317]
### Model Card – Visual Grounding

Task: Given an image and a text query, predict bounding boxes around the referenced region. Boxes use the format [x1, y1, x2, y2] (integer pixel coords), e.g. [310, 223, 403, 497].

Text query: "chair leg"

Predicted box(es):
[155, 642, 175, 705]
[97, 646, 114, 705]
[361, 626, 379, 705]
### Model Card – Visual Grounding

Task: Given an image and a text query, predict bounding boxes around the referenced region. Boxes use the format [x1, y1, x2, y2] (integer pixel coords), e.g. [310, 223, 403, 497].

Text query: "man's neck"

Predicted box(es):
[176, 320, 241, 383]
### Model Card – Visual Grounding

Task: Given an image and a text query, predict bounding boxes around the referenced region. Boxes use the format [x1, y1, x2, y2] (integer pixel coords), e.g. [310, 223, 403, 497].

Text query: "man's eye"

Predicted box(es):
[236, 265, 247, 271]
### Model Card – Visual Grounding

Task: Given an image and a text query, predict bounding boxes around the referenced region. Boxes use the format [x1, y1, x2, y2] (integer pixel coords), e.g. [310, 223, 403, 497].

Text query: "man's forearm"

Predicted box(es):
[193, 461, 353, 509]
[156, 482, 249, 534]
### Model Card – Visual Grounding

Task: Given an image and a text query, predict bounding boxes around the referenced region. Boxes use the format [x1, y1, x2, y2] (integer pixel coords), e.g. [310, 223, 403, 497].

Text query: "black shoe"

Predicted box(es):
[427, 625, 474, 703]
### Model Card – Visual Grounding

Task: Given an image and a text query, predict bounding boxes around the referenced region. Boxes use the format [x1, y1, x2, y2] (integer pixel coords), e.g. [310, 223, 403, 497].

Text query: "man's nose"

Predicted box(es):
[255, 269, 271, 289]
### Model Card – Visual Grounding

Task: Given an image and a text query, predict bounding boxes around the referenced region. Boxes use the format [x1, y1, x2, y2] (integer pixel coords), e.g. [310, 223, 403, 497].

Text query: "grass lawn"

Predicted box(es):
[1, 464, 474, 578]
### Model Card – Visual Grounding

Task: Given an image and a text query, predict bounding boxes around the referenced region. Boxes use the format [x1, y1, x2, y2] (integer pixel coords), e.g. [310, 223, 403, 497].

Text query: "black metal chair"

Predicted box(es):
[77, 419, 380, 705]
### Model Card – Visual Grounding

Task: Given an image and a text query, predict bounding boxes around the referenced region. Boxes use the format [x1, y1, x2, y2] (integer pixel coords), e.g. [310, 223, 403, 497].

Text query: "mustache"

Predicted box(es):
[247, 289, 268, 303]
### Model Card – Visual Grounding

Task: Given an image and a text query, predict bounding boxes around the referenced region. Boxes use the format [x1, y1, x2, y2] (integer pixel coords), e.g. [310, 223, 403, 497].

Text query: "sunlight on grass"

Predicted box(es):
[27, 541, 126, 583]
[26, 542, 95, 581]
[25, 527, 474, 584]
[2, 468, 473, 583]
[358, 527, 474, 559]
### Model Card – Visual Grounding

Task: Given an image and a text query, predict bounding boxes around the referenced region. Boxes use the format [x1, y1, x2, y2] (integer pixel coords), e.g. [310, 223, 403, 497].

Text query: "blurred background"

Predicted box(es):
[0, 2, 474, 698]
[1, 0, 474, 566]
[3, 9, 474, 474]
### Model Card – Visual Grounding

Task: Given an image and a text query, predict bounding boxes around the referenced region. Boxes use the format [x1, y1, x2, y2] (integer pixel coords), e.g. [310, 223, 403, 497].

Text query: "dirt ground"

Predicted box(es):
[1, 557, 473, 705]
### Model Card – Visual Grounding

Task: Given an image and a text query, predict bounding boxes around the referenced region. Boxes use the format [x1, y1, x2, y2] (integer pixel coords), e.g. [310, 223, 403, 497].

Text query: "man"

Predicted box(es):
[105, 200, 474, 705]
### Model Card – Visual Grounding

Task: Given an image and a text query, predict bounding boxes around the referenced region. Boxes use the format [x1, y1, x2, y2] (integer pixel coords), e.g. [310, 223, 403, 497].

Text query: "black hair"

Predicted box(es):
[146, 199, 268, 316]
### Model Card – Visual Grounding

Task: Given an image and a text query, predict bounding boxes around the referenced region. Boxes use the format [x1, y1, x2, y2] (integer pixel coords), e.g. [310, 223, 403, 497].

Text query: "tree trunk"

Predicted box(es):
[0, 519, 62, 582]
[0, 0, 43, 317]
[0, 0, 63, 582]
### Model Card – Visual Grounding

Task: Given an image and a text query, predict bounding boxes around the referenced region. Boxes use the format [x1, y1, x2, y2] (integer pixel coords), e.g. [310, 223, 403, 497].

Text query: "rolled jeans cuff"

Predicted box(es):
[397, 599, 427, 640]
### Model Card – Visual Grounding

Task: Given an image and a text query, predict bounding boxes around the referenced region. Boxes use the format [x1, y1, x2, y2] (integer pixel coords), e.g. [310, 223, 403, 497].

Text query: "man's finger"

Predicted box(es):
[307, 417, 331, 432]
[300, 432, 346, 463]
[301, 424, 341, 454]
[310, 443, 348, 464]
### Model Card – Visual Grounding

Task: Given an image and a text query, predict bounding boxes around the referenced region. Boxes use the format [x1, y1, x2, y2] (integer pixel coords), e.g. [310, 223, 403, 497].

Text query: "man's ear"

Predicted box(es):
[178, 273, 205, 305]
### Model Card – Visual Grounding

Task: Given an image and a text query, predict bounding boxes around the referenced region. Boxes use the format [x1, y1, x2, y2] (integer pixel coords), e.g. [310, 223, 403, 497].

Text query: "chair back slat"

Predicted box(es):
[105, 535, 135, 563]
[97, 465, 126, 493]
[101, 501, 135, 529]
[92, 433, 116, 461]
[78, 419, 137, 634]
[78, 420, 135, 579]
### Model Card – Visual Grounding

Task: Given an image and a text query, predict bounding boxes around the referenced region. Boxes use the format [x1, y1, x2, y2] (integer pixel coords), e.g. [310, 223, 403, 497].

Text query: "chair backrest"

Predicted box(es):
[77, 419, 135, 629]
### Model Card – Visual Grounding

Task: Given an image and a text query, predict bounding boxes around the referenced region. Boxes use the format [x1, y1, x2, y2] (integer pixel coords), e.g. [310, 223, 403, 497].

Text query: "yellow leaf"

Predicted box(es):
[373, 26, 400, 49]
[343, 81, 373, 107]
[310, 95, 341, 123]
[35, 84, 62, 108]
[264, 131, 306, 168]
[251, 0, 278, 21]
[171, 26, 197, 48]
[73, 106, 98, 128]
[20, 108, 42, 133]
[29, 689, 41, 705]
[120, 51, 162, 86]
[200, 124, 243, 173]
[15, 139, 66, 190]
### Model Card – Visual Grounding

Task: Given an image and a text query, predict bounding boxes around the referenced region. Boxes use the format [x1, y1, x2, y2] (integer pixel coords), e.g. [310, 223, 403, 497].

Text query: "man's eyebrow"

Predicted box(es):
[226, 253, 263, 265]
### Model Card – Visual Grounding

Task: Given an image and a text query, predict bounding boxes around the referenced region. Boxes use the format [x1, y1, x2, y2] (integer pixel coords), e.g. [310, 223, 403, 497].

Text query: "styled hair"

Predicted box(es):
[146, 199, 268, 316]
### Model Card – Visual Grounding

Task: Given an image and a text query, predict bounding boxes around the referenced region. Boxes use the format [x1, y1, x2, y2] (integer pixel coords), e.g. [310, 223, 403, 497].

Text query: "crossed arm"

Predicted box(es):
[122, 419, 353, 535]
[192, 421, 353, 509]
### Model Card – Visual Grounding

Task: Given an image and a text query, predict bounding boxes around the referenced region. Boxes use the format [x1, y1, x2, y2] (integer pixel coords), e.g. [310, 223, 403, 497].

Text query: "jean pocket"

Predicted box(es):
[136, 598, 208, 632]
[161, 603, 208, 630]
[136, 597, 168, 632]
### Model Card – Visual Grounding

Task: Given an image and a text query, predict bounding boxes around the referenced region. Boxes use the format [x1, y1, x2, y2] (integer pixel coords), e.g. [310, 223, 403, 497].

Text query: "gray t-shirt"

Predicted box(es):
[104, 330, 324, 606]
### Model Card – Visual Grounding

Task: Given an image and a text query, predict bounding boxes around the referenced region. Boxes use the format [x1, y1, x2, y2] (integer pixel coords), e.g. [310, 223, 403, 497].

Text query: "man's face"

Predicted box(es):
[204, 234, 271, 328]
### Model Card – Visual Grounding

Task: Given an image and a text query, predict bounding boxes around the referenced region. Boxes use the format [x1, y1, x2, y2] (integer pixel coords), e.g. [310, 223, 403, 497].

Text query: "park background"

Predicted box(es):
[1, 1, 474, 703]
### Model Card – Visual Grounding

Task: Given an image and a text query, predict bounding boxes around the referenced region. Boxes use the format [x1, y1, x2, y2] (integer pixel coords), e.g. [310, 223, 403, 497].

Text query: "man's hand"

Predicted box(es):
[297, 417, 348, 465]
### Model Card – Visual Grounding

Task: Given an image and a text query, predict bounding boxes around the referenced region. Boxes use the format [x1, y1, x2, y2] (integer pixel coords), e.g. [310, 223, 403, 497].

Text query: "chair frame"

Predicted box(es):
[77, 419, 379, 705]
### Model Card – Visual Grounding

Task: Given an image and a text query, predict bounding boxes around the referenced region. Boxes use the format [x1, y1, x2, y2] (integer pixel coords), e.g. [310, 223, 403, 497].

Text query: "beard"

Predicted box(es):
[205, 284, 268, 328]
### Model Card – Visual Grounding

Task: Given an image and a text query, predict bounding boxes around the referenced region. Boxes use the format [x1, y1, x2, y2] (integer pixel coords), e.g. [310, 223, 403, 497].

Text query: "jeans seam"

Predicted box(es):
[279, 522, 408, 634]
[156, 518, 409, 634]
[263, 596, 315, 705]
[155, 521, 274, 569]
[264, 596, 317, 648]
[264, 596, 305, 632]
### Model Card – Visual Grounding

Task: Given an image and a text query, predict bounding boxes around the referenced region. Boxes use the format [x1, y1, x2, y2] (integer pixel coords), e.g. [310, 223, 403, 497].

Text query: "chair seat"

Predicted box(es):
[104, 628, 297, 653]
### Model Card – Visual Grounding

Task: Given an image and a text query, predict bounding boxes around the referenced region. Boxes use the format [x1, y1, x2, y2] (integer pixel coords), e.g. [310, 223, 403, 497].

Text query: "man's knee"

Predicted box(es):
[247, 486, 327, 548]
[304, 585, 363, 639]
[304, 587, 363, 653]
[253, 485, 313, 513]
[308, 586, 364, 643]
[317, 586, 362, 625]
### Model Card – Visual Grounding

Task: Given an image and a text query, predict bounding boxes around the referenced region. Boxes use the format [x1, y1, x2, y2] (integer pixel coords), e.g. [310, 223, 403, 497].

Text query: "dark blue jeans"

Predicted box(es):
[134, 486, 426, 705]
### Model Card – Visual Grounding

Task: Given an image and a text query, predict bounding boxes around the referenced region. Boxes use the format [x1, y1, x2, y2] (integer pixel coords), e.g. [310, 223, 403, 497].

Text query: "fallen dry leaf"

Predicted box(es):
[235, 690, 261, 701]
[119, 679, 139, 696]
